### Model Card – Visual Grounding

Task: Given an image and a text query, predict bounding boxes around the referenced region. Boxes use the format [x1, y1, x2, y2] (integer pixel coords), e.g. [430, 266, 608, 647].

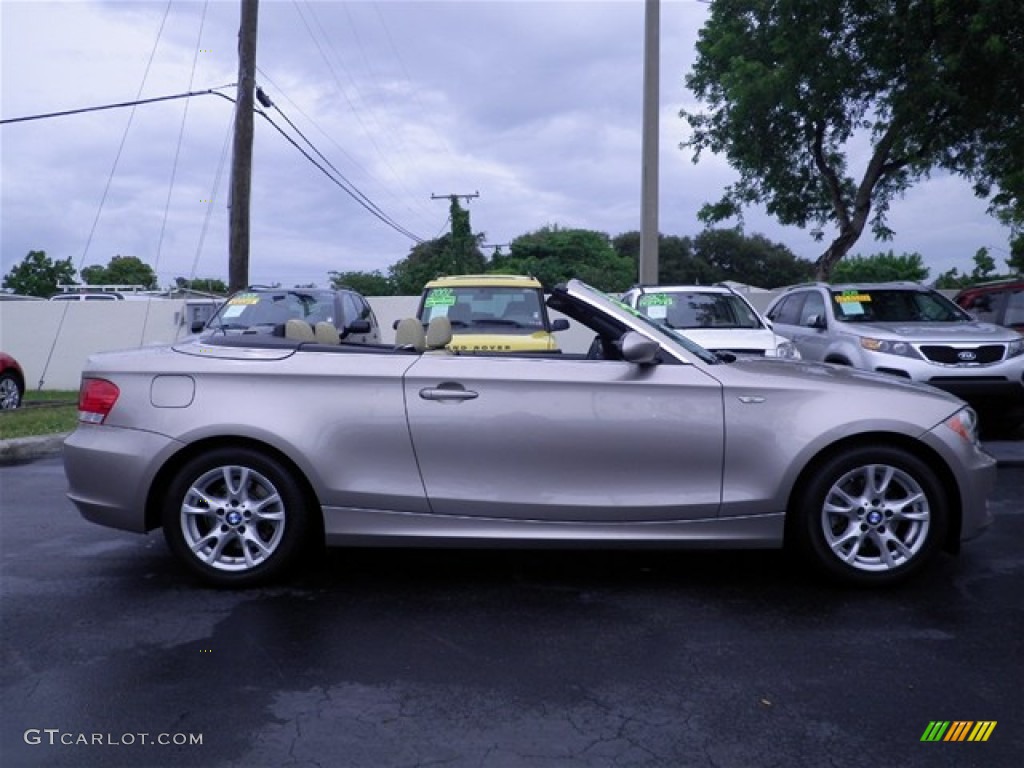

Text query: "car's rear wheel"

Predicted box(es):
[792, 446, 947, 586]
[0, 372, 22, 410]
[162, 447, 311, 587]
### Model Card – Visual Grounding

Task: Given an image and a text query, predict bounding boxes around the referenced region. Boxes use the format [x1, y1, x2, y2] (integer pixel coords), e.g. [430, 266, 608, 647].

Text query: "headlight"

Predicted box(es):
[1007, 337, 1024, 359]
[944, 408, 980, 445]
[860, 337, 921, 359]
[775, 341, 801, 360]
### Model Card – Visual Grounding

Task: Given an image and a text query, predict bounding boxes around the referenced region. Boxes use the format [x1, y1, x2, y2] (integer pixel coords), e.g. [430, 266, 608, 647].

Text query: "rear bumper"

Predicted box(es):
[64, 426, 182, 533]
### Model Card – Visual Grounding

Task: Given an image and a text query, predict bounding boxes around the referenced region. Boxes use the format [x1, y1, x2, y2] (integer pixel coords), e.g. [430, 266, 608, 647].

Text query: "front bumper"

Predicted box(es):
[922, 422, 998, 544]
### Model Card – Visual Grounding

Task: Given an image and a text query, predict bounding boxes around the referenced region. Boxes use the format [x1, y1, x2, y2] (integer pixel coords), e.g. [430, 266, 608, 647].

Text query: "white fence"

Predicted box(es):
[0, 291, 785, 392]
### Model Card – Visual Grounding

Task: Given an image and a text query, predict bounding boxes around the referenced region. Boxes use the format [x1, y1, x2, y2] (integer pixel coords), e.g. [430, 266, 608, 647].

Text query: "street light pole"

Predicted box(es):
[639, 0, 660, 286]
[228, 0, 259, 292]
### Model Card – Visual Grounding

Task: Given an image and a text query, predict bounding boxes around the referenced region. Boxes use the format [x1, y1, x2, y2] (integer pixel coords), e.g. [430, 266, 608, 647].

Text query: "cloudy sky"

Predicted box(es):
[0, 0, 1014, 290]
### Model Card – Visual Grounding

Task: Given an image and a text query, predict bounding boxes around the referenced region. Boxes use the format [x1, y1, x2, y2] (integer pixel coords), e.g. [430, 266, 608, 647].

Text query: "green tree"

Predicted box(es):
[389, 235, 486, 295]
[970, 247, 997, 281]
[691, 229, 814, 288]
[1, 250, 77, 297]
[494, 225, 633, 292]
[81, 255, 158, 289]
[611, 232, 718, 285]
[1009, 236, 1024, 275]
[328, 270, 396, 296]
[831, 251, 929, 283]
[682, 0, 1024, 280]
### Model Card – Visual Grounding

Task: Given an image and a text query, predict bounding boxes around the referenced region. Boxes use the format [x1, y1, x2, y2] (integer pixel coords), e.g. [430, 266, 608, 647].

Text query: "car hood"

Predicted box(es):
[838, 320, 1016, 341]
[724, 355, 962, 402]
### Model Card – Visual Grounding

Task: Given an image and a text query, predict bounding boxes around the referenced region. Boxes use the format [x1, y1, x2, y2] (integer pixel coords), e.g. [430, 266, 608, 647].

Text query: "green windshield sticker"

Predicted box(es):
[637, 293, 672, 307]
[424, 288, 456, 308]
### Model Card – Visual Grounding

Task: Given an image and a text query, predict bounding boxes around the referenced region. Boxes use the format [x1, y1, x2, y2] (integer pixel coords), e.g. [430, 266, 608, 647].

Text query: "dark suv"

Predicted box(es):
[198, 286, 380, 344]
[954, 279, 1024, 334]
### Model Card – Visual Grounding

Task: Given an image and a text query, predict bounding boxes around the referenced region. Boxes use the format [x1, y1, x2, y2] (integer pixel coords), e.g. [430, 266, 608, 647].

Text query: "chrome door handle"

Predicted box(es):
[418, 386, 478, 402]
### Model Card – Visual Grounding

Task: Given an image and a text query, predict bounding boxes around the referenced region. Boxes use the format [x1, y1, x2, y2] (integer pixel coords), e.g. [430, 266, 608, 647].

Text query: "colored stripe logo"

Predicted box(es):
[921, 721, 997, 742]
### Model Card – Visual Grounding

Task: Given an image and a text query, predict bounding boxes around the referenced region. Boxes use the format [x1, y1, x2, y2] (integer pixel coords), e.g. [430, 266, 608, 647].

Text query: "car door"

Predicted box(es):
[403, 353, 725, 522]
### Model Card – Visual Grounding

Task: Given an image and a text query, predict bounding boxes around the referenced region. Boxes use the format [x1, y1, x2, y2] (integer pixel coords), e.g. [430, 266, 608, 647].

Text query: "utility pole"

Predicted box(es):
[228, 0, 259, 292]
[432, 192, 479, 274]
[639, 0, 660, 285]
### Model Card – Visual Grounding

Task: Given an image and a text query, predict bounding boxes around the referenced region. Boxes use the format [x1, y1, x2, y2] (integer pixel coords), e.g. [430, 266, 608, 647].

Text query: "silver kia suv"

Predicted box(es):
[764, 282, 1024, 403]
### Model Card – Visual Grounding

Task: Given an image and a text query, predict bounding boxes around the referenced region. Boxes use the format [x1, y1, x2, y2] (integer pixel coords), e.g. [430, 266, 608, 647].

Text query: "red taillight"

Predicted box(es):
[78, 378, 120, 424]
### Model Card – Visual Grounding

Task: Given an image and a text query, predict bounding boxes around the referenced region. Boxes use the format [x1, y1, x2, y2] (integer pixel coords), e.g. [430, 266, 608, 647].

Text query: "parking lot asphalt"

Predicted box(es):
[1, 457, 1022, 768]
[3, 431, 1022, 466]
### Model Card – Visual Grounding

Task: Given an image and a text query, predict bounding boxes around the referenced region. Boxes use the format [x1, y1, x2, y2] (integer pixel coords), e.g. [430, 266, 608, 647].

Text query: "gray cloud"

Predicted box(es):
[1, 0, 1013, 290]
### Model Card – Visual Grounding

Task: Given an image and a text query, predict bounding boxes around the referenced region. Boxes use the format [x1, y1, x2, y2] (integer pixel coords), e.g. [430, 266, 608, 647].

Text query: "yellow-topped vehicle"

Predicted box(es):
[416, 274, 569, 352]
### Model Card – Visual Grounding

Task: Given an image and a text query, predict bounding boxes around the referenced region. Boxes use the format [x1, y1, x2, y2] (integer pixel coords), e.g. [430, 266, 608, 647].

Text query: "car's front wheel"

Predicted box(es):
[162, 447, 312, 587]
[792, 446, 948, 586]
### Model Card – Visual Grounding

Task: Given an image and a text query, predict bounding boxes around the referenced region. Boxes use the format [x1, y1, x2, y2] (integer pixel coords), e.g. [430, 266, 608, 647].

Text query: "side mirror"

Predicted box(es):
[191, 320, 207, 333]
[619, 331, 660, 365]
[550, 318, 570, 332]
[806, 314, 827, 330]
[341, 319, 371, 338]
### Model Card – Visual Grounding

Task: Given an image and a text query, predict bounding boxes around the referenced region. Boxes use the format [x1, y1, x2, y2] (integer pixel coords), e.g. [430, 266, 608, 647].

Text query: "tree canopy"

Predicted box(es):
[388, 234, 487, 295]
[492, 226, 634, 292]
[329, 270, 396, 296]
[612, 229, 812, 288]
[2, 250, 76, 297]
[831, 251, 929, 283]
[81, 255, 158, 289]
[933, 246, 1018, 288]
[682, 0, 1024, 280]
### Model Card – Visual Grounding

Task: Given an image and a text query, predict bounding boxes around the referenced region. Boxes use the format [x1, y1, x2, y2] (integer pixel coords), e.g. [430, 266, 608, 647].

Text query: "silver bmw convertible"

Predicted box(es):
[64, 279, 995, 587]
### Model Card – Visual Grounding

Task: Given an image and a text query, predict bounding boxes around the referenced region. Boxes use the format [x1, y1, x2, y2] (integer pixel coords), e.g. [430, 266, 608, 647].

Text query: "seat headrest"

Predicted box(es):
[394, 317, 426, 352]
[314, 321, 340, 344]
[285, 318, 315, 342]
[425, 316, 453, 350]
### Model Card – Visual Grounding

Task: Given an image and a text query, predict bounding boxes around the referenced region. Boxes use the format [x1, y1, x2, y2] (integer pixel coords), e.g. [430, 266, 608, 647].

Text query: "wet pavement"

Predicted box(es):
[1, 457, 1022, 767]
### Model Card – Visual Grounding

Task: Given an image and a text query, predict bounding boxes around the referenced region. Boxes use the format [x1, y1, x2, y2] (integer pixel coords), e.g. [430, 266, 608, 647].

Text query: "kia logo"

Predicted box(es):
[957, 350, 977, 361]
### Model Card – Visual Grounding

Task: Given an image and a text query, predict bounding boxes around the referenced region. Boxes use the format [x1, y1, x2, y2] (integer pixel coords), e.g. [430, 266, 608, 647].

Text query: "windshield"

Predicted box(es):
[635, 291, 763, 330]
[209, 290, 337, 331]
[565, 280, 720, 364]
[831, 289, 972, 323]
[419, 286, 546, 331]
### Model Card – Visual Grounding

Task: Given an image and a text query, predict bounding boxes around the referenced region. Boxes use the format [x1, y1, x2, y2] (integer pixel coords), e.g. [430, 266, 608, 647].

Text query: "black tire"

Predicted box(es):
[791, 446, 948, 586]
[0, 372, 22, 410]
[162, 447, 312, 587]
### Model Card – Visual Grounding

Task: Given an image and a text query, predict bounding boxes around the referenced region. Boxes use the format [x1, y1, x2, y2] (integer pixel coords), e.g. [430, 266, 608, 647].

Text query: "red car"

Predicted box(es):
[0, 352, 25, 410]
[954, 279, 1024, 334]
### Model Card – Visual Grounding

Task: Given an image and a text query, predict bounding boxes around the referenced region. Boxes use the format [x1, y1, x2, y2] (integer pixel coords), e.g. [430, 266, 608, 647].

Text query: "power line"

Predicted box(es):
[0, 86, 236, 125]
[254, 100, 425, 243]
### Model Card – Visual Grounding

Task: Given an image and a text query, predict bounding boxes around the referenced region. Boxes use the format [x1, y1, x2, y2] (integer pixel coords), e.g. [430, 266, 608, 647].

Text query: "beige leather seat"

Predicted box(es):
[285, 318, 315, 342]
[425, 316, 453, 351]
[394, 318, 426, 352]
[314, 321, 340, 345]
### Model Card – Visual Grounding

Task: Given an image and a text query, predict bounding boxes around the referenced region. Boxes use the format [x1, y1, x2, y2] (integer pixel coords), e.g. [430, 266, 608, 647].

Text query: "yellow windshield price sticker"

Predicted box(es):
[836, 293, 872, 303]
[228, 294, 259, 305]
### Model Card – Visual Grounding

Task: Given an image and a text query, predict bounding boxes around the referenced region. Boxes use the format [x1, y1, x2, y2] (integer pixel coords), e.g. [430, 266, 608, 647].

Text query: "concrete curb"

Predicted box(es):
[0, 433, 70, 465]
[1, 432, 1021, 467]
